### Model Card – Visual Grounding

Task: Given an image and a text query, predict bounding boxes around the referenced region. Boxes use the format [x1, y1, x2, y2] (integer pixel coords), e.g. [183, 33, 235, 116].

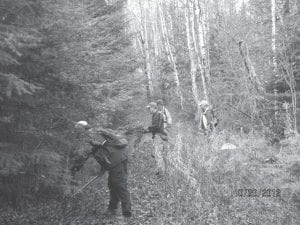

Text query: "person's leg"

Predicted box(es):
[120, 161, 131, 217]
[107, 175, 119, 214]
[119, 184, 132, 217]
[153, 138, 165, 174]
[111, 161, 132, 217]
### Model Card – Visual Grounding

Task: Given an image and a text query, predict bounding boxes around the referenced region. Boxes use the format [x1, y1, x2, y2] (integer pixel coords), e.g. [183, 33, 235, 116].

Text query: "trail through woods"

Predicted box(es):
[1, 0, 300, 224]
[0, 1, 185, 224]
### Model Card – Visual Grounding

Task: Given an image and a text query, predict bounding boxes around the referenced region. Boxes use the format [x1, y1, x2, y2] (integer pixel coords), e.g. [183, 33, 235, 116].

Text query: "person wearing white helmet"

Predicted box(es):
[199, 100, 209, 107]
[70, 121, 132, 218]
[75, 120, 88, 127]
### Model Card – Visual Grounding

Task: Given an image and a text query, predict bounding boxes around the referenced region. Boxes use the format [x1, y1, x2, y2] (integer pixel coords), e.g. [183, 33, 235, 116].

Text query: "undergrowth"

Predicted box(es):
[156, 124, 300, 224]
[0, 126, 299, 225]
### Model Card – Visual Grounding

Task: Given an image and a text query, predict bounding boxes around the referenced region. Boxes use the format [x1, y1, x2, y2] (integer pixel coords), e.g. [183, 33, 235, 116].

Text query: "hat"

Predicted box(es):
[75, 121, 89, 128]
[146, 102, 157, 109]
[199, 100, 209, 106]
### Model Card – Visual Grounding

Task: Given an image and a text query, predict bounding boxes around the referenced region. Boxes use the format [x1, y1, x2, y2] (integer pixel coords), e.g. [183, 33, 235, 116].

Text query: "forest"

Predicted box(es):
[0, 0, 299, 224]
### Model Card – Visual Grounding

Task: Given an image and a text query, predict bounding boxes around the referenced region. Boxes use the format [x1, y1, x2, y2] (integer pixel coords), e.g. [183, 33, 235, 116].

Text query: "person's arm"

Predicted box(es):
[148, 112, 165, 139]
[89, 139, 107, 146]
[92, 145, 112, 170]
[87, 129, 108, 147]
[148, 112, 163, 131]
[70, 146, 93, 177]
[92, 128, 128, 148]
[157, 112, 164, 129]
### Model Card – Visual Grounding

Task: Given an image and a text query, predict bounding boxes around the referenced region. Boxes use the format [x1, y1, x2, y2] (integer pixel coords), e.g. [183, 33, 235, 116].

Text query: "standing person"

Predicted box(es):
[157, 99, 172, 131]
[198, 100, 218, 135]
[145, 102, 168, 175]
[145, 102, 168, 141]
[70, 121, 132, 218]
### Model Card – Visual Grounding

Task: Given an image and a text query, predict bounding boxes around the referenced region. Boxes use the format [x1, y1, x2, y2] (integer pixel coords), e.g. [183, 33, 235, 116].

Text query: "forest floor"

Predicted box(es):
[1, 132, 300, 225]
[1, 131, 299, 225]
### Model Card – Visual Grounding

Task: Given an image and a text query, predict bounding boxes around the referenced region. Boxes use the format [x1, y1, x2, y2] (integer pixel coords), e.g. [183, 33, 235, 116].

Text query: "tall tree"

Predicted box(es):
[193, 0, 209, 101]
[271, 0, 277, 69]
[157, 0, 183, 109]
[138, 0, 154, 99]
[185, 0, 201, 113]
[284, 0, 290, 14]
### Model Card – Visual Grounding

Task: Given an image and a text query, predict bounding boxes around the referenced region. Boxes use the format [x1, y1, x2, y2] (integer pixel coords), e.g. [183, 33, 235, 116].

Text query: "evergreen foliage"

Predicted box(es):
[0, 0, 140, 208]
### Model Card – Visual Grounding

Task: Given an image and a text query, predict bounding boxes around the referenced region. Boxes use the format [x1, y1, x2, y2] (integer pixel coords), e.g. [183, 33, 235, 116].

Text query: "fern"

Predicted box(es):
[0, 73, 43, 98]
[0, 50, 19, 65]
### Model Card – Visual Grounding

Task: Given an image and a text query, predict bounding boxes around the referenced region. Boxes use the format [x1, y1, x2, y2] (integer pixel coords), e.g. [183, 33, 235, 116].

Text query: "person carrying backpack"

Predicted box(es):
[198, 100, 218, 135]
[157, 99, 172, 130]
[145, 102, 170, 175]
[145, 102, 168, 141]
[70, 121, 132, 218]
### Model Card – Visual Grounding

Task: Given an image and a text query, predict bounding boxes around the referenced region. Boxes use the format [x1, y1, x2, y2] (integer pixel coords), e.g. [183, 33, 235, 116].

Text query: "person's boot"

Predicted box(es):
[104, 208, 117, 217]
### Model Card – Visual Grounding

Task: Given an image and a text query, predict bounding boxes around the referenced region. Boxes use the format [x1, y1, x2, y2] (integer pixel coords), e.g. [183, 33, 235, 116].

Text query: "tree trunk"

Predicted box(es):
[152, 22, 160, 58]
[198, 0, 211, 86]
[271, 0, 277, 69]
[157, 1, 183, 109]
[284, 0, 290, 15]
[238, 41, 262, 92]
[139, 0, 154, 99]
[185, 0, 200, 114]
[281, 52, 298, 135]
[193, 0, 209, 102]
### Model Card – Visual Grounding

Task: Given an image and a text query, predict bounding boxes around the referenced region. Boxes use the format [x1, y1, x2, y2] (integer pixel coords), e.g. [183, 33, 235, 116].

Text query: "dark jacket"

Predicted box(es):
[70, 128, 128, 174]
[147, 111, 168, 141]
[148, 111, 164, 133]
[70, 127, 131, 215]
[89, 128, 128, 169]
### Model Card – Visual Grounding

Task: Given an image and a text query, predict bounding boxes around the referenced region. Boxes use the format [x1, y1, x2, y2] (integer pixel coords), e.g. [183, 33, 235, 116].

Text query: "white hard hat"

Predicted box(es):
[75, 121, 89, 127]
[199, 100, 209, 106]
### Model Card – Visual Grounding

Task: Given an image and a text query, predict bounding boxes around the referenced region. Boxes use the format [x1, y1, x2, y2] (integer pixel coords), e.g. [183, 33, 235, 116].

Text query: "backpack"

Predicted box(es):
[162, 107, 172, 127]
[98, 128, 128, 149]
[89, 128, 128, 149]
[90, 128, 128, 170]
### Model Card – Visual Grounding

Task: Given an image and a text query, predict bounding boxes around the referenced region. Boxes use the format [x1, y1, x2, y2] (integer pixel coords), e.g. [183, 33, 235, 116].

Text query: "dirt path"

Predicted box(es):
[45, 1, 169, 223]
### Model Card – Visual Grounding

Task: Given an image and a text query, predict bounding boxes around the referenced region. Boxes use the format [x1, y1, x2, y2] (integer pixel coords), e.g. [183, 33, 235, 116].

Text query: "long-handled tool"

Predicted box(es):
[72, 168, 106, 197]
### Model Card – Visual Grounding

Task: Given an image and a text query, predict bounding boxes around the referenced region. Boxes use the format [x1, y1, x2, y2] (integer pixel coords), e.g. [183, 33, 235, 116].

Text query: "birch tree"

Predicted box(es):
[238, 41, 263, 93]
[138, 0, 154, 99]
[185, 0, 200, 113]
[157, 0, 183, 109]
[197, 0, 211, 86]
[271, 0, 277, 69]
[192, 0, 209, 101]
